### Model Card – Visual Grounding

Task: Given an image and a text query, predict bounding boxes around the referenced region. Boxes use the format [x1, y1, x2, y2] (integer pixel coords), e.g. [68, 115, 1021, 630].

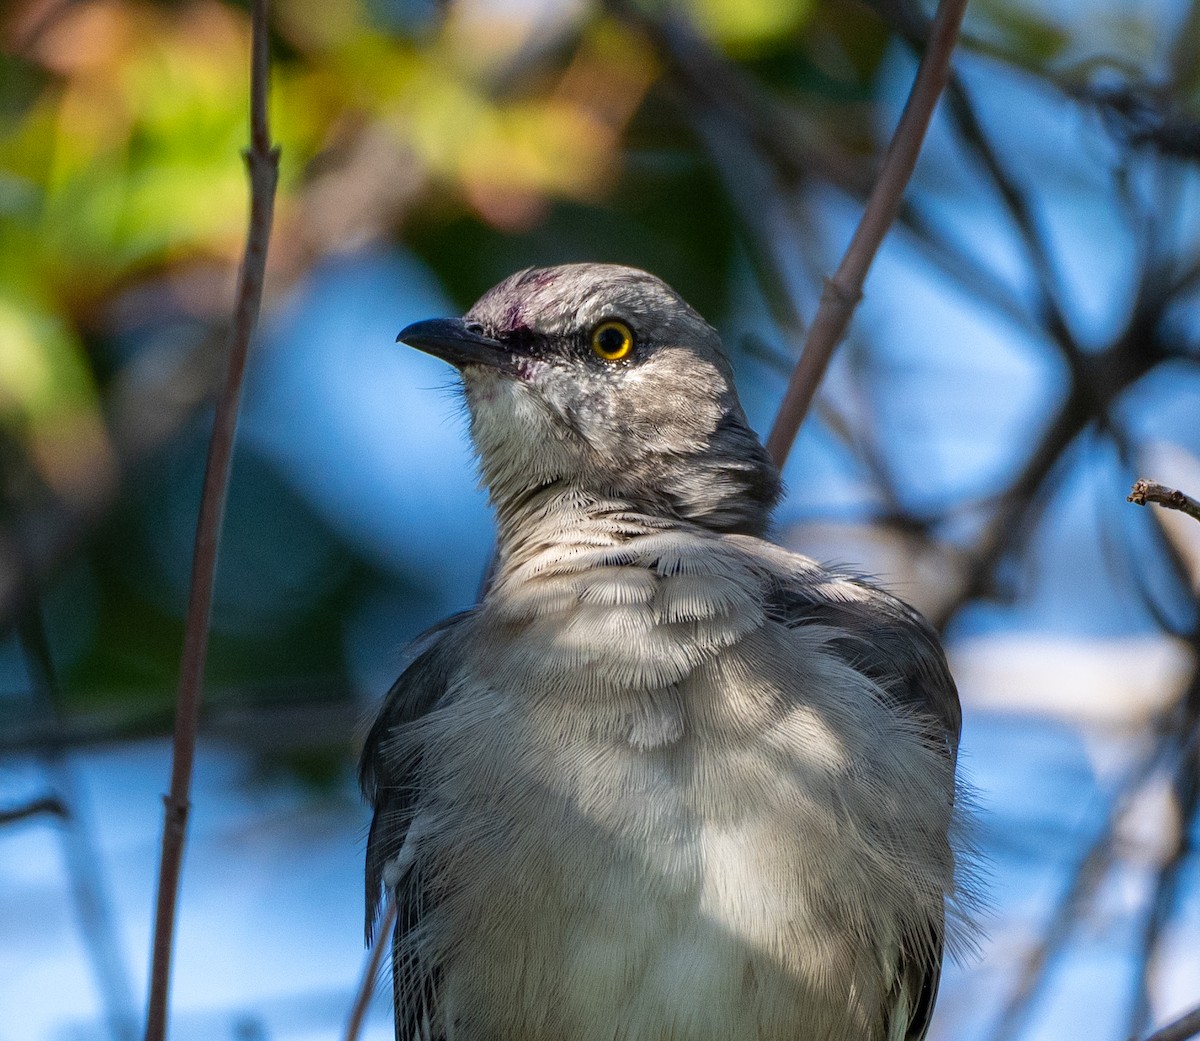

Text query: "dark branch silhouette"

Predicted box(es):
[0, 795, 67, 826]
[1137, 1003, 1200, 1041]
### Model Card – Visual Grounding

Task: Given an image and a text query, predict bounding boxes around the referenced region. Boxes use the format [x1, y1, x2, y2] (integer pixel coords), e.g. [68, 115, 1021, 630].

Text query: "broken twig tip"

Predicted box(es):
[1126, 478, 1200, 524]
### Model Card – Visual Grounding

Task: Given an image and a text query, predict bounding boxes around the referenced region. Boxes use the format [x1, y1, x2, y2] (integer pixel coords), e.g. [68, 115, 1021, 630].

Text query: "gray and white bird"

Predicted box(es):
[360, 263, 975, 1041]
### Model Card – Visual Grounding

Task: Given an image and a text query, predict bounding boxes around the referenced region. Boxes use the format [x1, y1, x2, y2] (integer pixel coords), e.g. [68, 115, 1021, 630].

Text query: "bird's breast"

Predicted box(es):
[400, 536, 902, 1041]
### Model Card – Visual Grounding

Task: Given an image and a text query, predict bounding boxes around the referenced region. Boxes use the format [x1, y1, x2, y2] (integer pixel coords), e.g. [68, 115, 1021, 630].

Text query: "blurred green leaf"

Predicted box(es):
[0, 290, 93, 423]
[685, 0, 815, 54]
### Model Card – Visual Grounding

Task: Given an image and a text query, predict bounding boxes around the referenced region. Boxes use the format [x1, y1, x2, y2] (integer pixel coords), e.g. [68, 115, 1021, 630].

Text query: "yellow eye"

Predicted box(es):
[590, 320, 635, 362]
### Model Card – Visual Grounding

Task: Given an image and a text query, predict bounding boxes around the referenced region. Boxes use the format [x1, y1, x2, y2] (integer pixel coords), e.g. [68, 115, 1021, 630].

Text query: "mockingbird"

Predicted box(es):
[361, 263, 975, 1041]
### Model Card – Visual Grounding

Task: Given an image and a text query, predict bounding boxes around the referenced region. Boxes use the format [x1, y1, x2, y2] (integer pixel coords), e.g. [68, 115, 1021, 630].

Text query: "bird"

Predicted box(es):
[360, 263, 976, 1041]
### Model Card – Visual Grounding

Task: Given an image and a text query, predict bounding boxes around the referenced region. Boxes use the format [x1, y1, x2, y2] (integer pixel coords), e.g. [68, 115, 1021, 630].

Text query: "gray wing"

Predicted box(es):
[359, 611, 472, 1041]
[760, 560, 959, 1041]
[761, 562, 961, 766]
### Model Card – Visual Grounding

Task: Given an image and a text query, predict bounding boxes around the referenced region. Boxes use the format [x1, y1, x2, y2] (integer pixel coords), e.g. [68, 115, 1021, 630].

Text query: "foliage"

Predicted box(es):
[1, 0, 1197, 725]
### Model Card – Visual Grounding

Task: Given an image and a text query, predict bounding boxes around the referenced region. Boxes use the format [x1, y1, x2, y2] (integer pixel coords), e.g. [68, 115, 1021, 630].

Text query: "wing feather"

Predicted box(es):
[728, 536, 961, 762]
[360, 611, 473, 1041]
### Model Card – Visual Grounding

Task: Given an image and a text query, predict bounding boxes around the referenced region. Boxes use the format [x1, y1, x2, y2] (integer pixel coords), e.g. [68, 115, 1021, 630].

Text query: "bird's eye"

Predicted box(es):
[590, 320, 635, 362]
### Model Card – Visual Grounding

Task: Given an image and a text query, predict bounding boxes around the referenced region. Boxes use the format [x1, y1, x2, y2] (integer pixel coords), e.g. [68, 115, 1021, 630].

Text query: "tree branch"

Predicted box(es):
[142, 1, 279, 1038]
[1138, 1003, 1200, 1041]
[763, 0, 969, 467]
[0, 795, 67, 826]
[1128, 480, 1200, 525]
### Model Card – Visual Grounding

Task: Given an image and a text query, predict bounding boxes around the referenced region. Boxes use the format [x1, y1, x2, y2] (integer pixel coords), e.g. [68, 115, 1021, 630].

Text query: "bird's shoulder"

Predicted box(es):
[724, 534, 962, 762]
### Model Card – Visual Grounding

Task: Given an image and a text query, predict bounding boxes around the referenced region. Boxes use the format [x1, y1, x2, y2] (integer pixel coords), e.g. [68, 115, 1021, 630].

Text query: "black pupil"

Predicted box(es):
[598, 327, 626, 355]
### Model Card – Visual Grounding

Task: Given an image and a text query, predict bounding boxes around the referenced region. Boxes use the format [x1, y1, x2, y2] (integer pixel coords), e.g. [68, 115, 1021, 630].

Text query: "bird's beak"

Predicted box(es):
[397, 318, 514, 372]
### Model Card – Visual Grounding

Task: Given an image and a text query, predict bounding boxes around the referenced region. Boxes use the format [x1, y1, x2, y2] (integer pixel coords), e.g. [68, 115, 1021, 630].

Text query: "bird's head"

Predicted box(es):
[398, 263, 780, 536]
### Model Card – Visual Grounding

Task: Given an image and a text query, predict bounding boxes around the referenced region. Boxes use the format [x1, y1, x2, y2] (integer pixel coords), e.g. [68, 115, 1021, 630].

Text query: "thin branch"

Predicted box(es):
[343, 895, 398, 1041]
[763, 0, 968, 467]
[0, 795, 67, 826]
[939, 76, 1077, 354]
[1128, 479, 1200, 524]
[143, 1, 279, 1038]
[1138, 1004, 1200, 1041]
[878, 1, 1080, 359]
[1106, 467, 1194, 640]
[0, 677, 356, 755]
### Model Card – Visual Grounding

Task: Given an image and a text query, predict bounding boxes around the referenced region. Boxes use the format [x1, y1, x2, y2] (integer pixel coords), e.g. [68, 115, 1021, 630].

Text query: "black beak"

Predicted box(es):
[397, 318, 513, 372]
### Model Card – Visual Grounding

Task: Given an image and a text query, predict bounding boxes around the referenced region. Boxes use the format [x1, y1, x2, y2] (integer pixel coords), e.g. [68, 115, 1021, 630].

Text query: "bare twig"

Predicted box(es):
[763, 0, 968, 467]
[343, 896, 398, 1041]
[1106, 468, 1193, 640]
[0, 795, 67, 826]
[1128, 480, 1200, 524]
[1137, 1002, 1200, 1041]
[926, 387, 1089, 629]
[143, 1, 279, 1038]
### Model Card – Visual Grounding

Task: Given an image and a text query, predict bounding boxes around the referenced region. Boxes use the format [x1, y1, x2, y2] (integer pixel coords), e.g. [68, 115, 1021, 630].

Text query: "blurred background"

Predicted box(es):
[2, 0, 1200, 1038]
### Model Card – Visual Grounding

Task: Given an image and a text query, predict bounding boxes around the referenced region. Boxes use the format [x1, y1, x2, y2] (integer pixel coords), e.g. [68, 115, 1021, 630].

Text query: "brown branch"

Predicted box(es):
[875, 1, 1082, 363]
[1128, 479, 1200, 524]
[1138, 1004, 1200, 1041]
[616, 0, 1046, 377]
[343, 896, 398, 1041]
[142, 1, 279, 1038]
[763, 0, 969, 467]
